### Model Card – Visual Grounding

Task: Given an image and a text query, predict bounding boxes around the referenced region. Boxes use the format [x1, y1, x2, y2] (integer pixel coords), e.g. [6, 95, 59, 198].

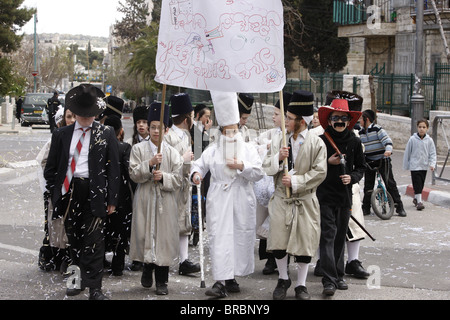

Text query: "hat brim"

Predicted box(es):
[318, 106, 361, 130]
[66, 86, 106, 117]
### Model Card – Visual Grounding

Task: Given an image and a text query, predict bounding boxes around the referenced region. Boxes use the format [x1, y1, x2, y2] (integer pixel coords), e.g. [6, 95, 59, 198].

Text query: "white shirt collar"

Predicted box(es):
[74, 121, 93, 131]
[171, 124, 185, 139]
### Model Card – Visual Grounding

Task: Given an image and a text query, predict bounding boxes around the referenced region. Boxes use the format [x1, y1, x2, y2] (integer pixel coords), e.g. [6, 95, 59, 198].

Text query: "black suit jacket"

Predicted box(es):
[44, 121, 120, 218]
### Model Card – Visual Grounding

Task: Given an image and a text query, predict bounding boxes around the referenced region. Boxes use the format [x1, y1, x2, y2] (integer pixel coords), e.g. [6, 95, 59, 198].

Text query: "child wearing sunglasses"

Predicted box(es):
[316, 99, 366, 297]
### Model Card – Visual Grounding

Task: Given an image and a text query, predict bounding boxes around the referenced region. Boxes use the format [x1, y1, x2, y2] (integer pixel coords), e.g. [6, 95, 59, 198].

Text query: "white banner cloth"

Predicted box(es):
[155, 0, 285, 93]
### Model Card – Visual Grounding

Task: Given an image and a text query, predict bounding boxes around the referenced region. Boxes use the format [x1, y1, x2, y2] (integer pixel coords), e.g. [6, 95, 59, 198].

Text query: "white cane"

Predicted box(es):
[196, 176, 206, 288]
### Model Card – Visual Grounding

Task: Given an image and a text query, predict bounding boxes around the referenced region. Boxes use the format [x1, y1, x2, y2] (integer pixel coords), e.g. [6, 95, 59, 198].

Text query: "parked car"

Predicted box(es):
[20, 93, 53, 126]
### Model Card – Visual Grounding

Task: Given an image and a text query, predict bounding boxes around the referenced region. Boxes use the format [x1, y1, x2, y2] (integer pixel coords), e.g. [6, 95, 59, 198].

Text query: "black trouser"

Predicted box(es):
[144, 263, 169, 284]
[319, 205, 350, 287]
[49, 113, 56, 133]
[363, 158, 403, 209]
[411, 170, 427, 195]
[272, 249, 311, 263]
[105, 208, 131, 272]
[63, 178, 105, 289]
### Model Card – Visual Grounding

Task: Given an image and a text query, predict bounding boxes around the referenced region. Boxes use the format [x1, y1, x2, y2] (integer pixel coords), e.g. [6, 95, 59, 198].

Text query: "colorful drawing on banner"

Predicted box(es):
[155, 0, 285, 93]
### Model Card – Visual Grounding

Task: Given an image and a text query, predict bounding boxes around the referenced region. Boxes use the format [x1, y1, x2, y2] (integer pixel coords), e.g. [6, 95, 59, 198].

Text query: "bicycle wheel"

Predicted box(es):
[371, 187, 394, 220]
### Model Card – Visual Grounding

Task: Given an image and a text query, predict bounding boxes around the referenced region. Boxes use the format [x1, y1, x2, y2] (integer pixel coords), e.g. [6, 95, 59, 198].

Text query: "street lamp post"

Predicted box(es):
[411, 0, 425, 135]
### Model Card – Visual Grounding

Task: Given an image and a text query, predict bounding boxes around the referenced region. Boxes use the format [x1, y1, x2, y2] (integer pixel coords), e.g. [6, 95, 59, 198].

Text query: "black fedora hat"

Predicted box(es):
[104, 114, 122, 132]
[170, 93, 193, 117]
[238, 93, 254, 114]
[65, 84, 106, 117]
[275, 92, 293, 109]
[287, 90, 314, 117]
[98, 95, 124, 119]
[148, 102, 170, 127]
[325, 90, 363, 111]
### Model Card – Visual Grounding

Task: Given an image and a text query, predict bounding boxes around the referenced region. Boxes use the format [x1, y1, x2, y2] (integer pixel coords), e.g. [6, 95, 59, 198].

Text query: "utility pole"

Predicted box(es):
[411, 0, 425, 135]
[33, 12, 38, 92]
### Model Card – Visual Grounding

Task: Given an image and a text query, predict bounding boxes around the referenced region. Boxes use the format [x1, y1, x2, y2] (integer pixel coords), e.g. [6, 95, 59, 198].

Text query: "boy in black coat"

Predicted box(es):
[316, 99, 365, 297]
[44, 84, 120, 300]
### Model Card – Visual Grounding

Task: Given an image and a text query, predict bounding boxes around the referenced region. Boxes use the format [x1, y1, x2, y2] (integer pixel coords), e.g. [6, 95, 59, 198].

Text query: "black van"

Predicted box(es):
[20, 93, 53, 126]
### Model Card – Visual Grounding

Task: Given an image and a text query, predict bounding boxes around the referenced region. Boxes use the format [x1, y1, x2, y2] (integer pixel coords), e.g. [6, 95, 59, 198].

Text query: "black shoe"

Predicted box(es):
[155, 283, 168, 295]
[112, 269, 123, 276]
[89, 288, 109, 300]
[322, 283, 336, 296]
[205, 281, 228, 298]
[66, 287, 84, 297]
[413, 198, 417, 207]
[225, 279, 240, 293]
[345, 259, 370, 279]
[141, 264, 153, 288]
[294, 285, 311, 300]
[362, 207, 371, 216]
[272, 278, 291, 300]
[337, 279, 348, 290]
[416, 202, 425, 210]
[262, 256, 277, 275]
[130, 261, 143, 271]
[396, 203, 407, 217]
[179, 259, 201, 275]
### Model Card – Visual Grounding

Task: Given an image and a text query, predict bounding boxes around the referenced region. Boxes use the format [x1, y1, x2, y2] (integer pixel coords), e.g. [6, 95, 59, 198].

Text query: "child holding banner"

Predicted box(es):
[264, 90, 327, 300]
[129, 102, 183, 295]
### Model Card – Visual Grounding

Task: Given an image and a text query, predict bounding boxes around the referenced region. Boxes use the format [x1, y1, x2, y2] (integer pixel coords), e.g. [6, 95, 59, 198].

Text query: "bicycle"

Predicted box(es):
[367, 161, 394, 220]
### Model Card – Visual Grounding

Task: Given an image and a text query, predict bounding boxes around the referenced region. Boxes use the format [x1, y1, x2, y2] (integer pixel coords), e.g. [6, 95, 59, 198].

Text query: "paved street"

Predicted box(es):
[0, 117, 449, 306]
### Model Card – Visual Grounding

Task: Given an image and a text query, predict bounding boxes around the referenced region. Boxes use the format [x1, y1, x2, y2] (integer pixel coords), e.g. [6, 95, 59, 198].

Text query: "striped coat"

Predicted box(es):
[359, 123, 393, 161]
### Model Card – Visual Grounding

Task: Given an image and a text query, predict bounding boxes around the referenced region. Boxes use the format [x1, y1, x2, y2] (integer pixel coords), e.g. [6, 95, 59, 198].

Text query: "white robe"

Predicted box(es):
[190, 133, 264, 280]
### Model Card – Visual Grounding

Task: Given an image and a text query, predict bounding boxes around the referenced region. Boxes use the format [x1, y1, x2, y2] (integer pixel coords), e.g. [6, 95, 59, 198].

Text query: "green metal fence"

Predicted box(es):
[173, 63, 450, 118]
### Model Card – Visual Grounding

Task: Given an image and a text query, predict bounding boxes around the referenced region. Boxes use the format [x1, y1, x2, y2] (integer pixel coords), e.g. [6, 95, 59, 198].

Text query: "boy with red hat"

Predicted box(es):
[316, 99, 366, 297]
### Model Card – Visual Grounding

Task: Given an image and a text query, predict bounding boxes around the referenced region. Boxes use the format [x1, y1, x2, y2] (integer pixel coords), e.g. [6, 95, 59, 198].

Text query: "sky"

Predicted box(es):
[20, 0, 124, 38]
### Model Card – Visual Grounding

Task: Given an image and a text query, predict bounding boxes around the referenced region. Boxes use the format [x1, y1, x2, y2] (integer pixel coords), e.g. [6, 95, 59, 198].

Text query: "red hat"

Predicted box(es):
[318, 99, 362, 130]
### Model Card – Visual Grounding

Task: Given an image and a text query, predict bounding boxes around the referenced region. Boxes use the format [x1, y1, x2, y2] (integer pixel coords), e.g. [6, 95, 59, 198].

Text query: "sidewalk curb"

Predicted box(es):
[399, 184, 450, 208]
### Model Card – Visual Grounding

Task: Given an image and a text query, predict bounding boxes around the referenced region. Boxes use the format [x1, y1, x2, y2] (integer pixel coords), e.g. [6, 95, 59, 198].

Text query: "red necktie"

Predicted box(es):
[62, 127, 90, 195]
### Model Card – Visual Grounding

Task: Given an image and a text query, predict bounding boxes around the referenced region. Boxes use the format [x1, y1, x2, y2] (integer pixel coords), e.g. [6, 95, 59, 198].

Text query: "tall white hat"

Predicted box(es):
[210, 90, 240, 127]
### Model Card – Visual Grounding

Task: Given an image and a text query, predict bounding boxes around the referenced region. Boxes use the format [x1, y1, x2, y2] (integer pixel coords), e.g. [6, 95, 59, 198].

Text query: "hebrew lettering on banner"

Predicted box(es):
[155, 0, 286, 93]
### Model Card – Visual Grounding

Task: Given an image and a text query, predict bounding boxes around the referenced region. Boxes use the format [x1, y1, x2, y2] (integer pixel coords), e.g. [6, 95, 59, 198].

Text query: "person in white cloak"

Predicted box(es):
[165, 92, 200, 276]
[129, 102, 183, 295]
[264, 90, 327, 300]
[191, 91, 265, 298]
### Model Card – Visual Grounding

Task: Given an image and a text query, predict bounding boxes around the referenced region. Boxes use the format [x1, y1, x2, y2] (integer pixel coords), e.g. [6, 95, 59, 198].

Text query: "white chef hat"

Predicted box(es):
[210, 90, 240, 127]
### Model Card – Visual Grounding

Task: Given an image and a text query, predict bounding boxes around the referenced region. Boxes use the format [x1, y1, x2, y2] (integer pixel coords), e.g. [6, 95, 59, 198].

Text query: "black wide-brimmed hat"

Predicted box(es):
[170, 93, 193, 117]
[65, 84, 106, 117]
[104, 115, 122, 132]
[133, 105, 149, 124]
[325, 90, 363, 111]
[275, 92, 293, 109]
[98, 95, 124, 119]
[148, 102, 170, 127]
[238, 93, 254, 114]
[287, 90, 314, 117]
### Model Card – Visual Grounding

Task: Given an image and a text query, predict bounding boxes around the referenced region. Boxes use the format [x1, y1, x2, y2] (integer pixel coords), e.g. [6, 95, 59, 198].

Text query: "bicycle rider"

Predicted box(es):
[358, 110, 407, 217]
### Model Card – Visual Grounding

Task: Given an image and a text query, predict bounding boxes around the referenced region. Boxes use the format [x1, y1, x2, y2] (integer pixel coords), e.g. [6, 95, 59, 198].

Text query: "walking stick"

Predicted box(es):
[278, 90, 291, 198]
[196, 176, 206, 288]
[324, 132, 376, 241]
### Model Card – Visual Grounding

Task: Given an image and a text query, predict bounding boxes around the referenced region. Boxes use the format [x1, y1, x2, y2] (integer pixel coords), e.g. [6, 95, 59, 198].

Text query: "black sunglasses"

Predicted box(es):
[329, 115, 351, 122]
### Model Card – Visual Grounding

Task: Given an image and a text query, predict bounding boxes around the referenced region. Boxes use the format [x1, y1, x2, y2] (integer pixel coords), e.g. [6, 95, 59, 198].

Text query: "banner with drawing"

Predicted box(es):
[155, 0, 285, 93]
